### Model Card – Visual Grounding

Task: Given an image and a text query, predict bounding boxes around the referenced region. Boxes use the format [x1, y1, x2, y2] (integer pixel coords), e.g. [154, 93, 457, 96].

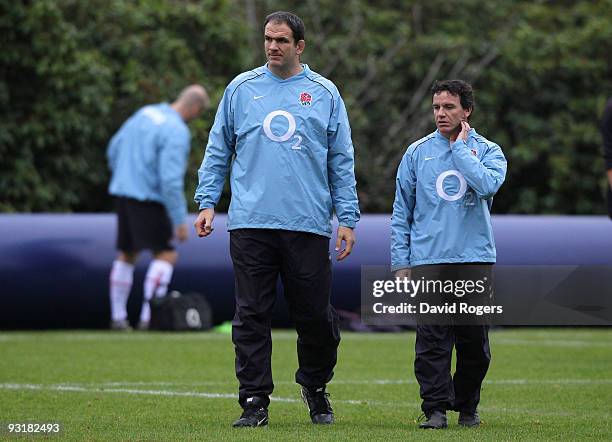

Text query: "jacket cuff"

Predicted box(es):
[390, 263, 411, 272]
[338, 219, 356, 229]
[170, 213, 186, 227]
[452, 139, 467, 150]
[198, 201, 215, 210]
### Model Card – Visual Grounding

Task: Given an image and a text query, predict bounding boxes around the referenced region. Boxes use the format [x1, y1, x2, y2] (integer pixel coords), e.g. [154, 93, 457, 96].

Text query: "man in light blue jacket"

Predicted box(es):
[107, 85, 208, 331]
[194, 11, 359, 428]
[391, 80, 506, 429]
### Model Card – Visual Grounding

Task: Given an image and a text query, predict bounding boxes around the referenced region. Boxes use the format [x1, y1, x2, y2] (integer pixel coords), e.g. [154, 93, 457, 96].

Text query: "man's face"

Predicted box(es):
[432, 91, 471, 137]
[264, 21, 304, 73]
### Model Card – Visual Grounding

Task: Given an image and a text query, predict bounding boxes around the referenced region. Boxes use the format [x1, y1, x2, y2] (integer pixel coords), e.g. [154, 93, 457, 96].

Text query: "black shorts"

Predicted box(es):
[114, 197, 174, 253]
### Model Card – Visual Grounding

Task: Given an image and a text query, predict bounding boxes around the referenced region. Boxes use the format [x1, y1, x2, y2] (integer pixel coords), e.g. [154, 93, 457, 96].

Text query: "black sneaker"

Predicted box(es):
[301, 386, 334, 424]
[418, 410, 447, 429]
[232, 397, 268, 428]
[458, 410, 480, 427]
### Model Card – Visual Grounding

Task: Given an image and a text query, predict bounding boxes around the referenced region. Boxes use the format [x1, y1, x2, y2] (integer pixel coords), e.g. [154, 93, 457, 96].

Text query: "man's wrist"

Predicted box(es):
[391, 264, 411, 272]
[199, 203, 214, 210]
[339, 221, 356, 229]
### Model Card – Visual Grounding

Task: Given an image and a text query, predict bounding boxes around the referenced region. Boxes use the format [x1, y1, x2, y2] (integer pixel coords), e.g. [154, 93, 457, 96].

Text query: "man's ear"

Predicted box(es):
[464, 107, 473, 120]
[296, 39, 305, 55]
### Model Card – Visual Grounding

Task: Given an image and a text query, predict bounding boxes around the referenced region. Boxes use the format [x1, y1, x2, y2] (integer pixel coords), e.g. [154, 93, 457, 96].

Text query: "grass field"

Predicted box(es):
[1, 329, 611, 441]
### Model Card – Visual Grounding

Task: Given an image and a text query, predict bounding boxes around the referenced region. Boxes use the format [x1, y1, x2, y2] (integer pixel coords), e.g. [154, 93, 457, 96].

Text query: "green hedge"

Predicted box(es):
[2, 0, 611, 214]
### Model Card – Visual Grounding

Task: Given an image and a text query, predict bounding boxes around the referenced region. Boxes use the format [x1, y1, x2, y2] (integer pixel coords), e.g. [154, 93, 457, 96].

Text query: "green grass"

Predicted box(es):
[1, 329, 611, 441]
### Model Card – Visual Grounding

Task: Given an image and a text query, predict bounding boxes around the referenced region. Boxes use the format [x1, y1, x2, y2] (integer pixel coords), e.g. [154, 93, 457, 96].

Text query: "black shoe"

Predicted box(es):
[232, 397, 268, 428]
[418, 410, 447, 429]
[458, 410, 480, 427]
[301, 386, 334, 424]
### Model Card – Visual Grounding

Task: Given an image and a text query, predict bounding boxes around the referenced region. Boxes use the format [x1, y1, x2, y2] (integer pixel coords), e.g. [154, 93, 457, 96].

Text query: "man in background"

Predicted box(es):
[601, 97, 612, 219]
[194, 11, 359, 428]
[107, 85, 209, 330]
[391, 80, 506, 429]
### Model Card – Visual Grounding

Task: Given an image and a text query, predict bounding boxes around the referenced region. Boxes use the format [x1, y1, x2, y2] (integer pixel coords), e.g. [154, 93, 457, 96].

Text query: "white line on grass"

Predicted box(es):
[492, 338, 612, 348]
[0, 383, 238, 401]
[1, 333, 612, 347]
[0, 383, 418, 407]
[2, 383, 611, 419]
[60, 378, 612, 388]
[333, 379, 612, 386]
[3, 382, 608, 418]
[0, 333, 234, 342]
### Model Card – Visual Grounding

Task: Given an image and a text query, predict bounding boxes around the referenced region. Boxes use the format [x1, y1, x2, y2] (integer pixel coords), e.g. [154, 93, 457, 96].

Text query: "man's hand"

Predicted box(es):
[451, 120, 471, 143]
[175, 223, 189, 242]
[395, 268, 411, 280]
[194, 208, 215, 237]
[335, 226, 355, 261]
[607, 169, 612, 191]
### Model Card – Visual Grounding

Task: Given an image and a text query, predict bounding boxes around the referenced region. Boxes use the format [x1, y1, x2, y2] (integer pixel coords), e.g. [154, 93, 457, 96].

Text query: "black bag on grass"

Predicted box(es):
[150, 291, 213, 331]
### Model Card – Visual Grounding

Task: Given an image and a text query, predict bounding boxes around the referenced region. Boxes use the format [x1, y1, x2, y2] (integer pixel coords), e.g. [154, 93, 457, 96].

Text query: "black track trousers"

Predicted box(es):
[415, 324, 490, 414]
[229, 229, 340, 408]
[412, 264, 493, 415]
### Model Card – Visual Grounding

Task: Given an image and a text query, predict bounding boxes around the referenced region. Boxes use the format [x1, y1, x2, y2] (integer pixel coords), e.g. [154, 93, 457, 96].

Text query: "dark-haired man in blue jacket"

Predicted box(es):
[391, 79, 507, 429]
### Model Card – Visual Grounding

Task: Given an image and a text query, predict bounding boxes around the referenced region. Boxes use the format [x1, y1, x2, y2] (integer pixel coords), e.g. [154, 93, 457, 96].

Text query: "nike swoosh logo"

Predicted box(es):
[424, 156, 436, 161]
[253, 95, 264, 100]
[257, 417, 267, 426]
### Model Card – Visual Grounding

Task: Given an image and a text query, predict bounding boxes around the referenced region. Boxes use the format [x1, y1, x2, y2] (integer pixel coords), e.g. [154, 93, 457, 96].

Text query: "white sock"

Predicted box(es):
[141, 259, 174, 323]
[109, 260, 134, 321]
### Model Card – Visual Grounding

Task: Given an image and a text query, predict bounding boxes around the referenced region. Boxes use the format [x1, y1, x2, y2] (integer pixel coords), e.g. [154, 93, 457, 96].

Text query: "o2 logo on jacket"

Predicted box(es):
[436, 169, 467, 201]
[263, 110, 303, 150]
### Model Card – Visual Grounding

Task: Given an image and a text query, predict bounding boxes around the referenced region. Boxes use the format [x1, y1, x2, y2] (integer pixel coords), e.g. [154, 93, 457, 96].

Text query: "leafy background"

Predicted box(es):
[2, 0, 611, 214]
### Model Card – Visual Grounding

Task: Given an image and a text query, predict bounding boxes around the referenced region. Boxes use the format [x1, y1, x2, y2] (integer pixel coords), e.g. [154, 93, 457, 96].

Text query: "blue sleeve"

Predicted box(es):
[159, 125, 190, 227]
[106, 131, 121, 172]
[327, 95, 360, 228]
[602, 99, 612, 170]
[451, 139, 507, 199]
[194, 87, 235, 210]
[390, 152, 416, 271]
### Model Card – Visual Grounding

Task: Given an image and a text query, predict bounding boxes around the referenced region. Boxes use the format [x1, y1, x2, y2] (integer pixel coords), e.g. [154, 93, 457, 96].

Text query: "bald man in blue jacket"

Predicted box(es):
[107, 85, 208, 331]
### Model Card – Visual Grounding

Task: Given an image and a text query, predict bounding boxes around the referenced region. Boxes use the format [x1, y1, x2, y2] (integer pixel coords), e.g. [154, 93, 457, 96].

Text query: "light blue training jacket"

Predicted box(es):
[194, 64, 360, 238]
[107, 103, 190, 227]
[391, 129, 507, 270]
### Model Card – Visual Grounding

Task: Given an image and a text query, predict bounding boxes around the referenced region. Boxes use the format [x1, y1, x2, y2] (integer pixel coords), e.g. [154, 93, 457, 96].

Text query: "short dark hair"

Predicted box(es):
[431, 80, 475, 113]
[264, 11, 305, 43]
